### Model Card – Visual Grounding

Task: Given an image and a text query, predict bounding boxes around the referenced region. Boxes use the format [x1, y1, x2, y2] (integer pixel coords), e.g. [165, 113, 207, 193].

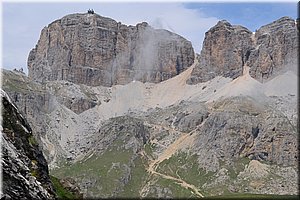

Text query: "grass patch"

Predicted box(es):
[51, 142, 134, 197]
[204, 157, 251, 196]
[144, 143, 156, 159]
[28, 135, 38, 146]
[50, 175, 78, 199]
[157, 151, 214, 188]
[147, 176, 197, 198]
[30, 169, 38, 178]
[118, 156, 148, 197]
[203, 193, 299, 199]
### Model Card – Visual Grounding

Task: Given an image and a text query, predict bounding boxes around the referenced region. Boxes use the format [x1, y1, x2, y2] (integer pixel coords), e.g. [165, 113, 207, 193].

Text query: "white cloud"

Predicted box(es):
[93, 3, 219, 52]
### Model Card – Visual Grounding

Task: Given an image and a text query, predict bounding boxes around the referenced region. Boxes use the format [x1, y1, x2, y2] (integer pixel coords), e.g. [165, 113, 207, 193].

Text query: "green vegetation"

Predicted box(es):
[51, 138, 148, 197]
[203, 193, 299, 199]
[52, 150, 131, 197]
[222, 157, 250, 179]
[204, 157, 251, 196]
[30, 169, 38, 178]
[157, 151, 214, 188]
[119, 156, 148, 197]
[144, 143, 155, 159]
[155, 152, 272, 197]
[30, 160, 39, 178]
[50, 175, 78, 199]
[147, 176, 197, 198]
[28, 135, 38, 146]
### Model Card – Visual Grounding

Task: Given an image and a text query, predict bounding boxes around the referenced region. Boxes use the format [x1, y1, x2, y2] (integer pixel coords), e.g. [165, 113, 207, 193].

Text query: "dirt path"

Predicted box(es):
[151, 170, 204, 197]
[140, 123, 206, 198]
[148, 132, 192, 172]
[138, 57, 205, 197]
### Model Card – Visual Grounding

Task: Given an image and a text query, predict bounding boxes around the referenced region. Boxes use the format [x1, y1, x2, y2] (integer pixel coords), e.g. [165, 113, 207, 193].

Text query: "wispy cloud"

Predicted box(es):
[83, 3, 220, 52]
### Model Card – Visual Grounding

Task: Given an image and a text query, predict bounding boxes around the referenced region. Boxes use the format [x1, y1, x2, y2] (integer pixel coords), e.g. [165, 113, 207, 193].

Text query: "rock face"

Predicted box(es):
[51, 116, 150, 198]
[248, 17, 298, 81]
[1, 90, 55, 199]
[1, 70, 52, 142]
[192, 97, 298, 172]
[188, 20, 253, 83]
[28, 13, 194, 86]
[49, 96, 298, 198]
[2, 15, 298, 198]
[188, 16, 298, 84]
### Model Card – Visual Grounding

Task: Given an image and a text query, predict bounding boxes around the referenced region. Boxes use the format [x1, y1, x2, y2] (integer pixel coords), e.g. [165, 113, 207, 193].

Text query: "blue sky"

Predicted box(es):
[184, 3, 297, 31]
[1, 2, 298, 73]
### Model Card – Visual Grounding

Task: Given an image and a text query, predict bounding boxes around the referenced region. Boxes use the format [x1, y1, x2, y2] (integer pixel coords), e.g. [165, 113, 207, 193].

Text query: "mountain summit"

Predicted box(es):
[2, 13, 298, 198]
[188, 16, 298, 84]
[27, 13, 194, 86]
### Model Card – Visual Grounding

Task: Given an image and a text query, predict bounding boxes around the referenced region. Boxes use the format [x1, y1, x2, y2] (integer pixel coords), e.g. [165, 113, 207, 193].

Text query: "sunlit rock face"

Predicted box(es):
[2, 13, 298, 198]
[247, 17, 298, 81]
[28, 13, 194, 86]
[188, 16, 298, 84]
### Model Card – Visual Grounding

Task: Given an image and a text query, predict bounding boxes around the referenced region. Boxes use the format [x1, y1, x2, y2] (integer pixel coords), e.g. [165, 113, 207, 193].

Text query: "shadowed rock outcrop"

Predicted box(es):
[191, 97, 298, 172]
[1, 90, 56, 199]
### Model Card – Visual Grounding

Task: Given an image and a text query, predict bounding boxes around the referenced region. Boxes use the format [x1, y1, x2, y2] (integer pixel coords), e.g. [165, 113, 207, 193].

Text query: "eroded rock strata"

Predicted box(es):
[188, 17, 298, 84]
[28, 13, 194, 86]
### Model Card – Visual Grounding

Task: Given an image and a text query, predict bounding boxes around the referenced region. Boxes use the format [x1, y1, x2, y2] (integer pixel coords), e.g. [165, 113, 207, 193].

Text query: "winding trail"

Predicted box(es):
[140, 121, 207, 198]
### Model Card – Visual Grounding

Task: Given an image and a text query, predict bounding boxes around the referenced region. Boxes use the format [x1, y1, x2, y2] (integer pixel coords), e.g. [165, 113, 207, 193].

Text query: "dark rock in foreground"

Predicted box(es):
[1, 90, 56, 199]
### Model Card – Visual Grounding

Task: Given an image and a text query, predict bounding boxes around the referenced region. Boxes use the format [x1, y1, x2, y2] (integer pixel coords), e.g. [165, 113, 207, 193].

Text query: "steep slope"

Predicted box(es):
[188, 16, 298, 84]
[50, 94, 298, 198]
[1, 15, 298, 199]
[248, 17, 298, 80]
[51, 116, 150, 198]
[28, 12, 194, 86]
[263, 70, 297, 97]
[208, 65, 265, 102]
[263, 70, 298, 127]
[1, 90, 56, 199]
[188, 20, 254, 83]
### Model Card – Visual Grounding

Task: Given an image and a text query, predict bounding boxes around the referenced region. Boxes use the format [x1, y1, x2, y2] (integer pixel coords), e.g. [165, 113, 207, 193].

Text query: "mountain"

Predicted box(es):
[188, 16, 298, 84]
[27, 13, 194, 86]
[1, 13, 298, 198]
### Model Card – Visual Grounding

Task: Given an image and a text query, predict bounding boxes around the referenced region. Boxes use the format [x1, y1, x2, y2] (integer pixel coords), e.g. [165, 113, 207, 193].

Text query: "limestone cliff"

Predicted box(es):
[188, 20, 253, 83]
[1, 14, 298, 198]
[188, 16, 298, 84]
[248, 17, 298, 81]
[28, 13, 194, 86]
